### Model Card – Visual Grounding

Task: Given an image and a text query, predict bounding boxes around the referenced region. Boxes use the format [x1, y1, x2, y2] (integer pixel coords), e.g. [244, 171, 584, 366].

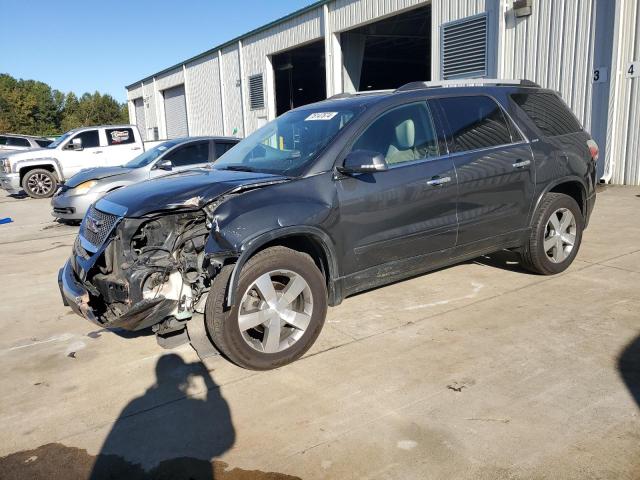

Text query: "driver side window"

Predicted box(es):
[67, 130, 100, 149]
[351, 102, 439, 166]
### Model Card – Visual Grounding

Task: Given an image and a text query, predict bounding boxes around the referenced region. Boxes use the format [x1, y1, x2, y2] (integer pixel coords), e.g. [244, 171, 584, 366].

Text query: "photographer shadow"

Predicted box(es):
[90, 354, 235, 480]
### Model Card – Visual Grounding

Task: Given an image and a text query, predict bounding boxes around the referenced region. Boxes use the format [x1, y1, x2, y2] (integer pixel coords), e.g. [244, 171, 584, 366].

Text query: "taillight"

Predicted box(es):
[586, 139, 599, 163]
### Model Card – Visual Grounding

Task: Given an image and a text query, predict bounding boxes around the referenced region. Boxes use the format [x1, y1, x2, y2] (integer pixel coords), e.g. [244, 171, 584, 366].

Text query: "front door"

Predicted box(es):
[435, 95, 535, 245]
[336, 101, 458, 277]
[58, 129, 102, 177]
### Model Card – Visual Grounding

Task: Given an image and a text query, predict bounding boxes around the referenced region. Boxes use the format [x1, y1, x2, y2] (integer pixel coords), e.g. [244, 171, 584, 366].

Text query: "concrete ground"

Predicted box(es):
[0, 186, 638, 480]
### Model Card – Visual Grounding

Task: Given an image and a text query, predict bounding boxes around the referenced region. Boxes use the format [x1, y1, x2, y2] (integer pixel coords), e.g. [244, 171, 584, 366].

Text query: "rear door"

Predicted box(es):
[104, 127, 142, 166]
[336, 101, 458, 276]
[435, 95, 534, 246]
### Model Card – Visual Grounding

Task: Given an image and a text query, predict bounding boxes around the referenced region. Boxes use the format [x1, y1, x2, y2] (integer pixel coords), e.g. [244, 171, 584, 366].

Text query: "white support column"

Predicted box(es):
[323, 3, 342, 97]
[153, 77, 166, 140]
[331, 33, 343, 95]
[238, 40, 247, 137]
[323, 3, 333, 98]
[265, 55, 276, 121]
[182, 65, 191, 135]
[217, 50, 227, 135]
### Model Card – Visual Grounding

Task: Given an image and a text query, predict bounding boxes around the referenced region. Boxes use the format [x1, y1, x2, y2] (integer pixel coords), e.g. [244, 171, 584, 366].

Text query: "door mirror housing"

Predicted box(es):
[338, 150, 388, 174]
[69, 138, 83, 151]
[154, 159, 173, 171]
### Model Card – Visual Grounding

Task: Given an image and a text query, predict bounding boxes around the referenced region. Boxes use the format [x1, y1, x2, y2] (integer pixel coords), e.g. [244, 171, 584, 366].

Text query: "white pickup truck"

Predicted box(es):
[0, 125, 149, 198]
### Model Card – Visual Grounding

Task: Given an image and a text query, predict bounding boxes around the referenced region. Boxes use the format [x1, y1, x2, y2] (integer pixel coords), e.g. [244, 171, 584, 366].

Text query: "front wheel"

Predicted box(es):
[519, 192, 584, 275]
[206, 246, 328, 370]
[22, 168, 58, 198]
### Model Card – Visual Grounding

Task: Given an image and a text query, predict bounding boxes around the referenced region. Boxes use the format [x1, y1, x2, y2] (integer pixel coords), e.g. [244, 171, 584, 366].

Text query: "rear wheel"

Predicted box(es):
[22, 168, 58, 198]
[206, 246, 328, 370]
[519, 192, 583, 275]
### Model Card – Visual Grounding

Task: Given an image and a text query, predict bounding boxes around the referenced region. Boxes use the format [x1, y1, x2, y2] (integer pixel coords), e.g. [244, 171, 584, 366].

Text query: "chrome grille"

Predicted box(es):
[80, 205, 119, 249]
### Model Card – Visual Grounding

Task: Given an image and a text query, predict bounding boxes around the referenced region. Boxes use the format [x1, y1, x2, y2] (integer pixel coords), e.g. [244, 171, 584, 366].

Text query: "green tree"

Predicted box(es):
[0, 73, 128, 136]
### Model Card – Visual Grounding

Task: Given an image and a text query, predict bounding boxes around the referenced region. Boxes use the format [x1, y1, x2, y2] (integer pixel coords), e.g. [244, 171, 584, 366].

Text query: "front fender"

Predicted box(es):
[225, 226, 341, 307]
[15, 157, 63, 181]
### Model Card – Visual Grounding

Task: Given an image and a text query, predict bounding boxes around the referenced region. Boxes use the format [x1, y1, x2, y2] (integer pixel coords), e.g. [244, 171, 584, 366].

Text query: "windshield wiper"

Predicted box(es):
[220, 165, 256, 172]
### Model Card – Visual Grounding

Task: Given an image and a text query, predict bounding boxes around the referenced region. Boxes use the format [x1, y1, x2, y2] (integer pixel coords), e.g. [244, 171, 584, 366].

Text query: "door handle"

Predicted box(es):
[426, 176, 452, 186]
[131, 147, 141, 150]
[93, 151, 103, 154]
[512, 160, 531, 168]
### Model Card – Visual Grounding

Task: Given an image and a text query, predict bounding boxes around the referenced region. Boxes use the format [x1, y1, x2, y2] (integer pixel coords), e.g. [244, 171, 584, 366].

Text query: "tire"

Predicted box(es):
[206, 246, 328, 370]
[519, 192, 584, 275]
[21, 168, 58, 198]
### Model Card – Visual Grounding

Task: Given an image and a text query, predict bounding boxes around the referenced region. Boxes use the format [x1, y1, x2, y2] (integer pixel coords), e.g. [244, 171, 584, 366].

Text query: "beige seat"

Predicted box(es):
[386, 119, 418, 165]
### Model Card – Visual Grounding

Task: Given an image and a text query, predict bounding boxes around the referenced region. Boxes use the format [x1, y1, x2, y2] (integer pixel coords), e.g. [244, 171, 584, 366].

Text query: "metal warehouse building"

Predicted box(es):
[126, 0, 640, 185]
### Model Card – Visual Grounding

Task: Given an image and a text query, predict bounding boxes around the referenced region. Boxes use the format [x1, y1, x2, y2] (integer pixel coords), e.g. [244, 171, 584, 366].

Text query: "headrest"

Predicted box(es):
[394, 119, 415, 149]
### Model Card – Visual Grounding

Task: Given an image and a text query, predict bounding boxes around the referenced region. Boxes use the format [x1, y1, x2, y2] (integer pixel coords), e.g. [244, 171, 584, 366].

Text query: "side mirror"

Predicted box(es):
[338, 150, 388, 174]
[154, 159, 173, 171]
[69, 138, 83, 151]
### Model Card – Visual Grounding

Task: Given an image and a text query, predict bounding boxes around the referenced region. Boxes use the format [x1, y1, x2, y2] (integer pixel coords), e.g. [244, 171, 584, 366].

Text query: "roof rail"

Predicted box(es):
[394, 78, 540, 92]
[329, 89, 394, 100]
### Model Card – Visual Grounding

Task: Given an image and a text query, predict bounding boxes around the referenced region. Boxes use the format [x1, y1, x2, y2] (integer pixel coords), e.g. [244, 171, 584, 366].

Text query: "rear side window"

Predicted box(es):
[439, 96, 513, 153]
[0, 136, 6, 145]
[106, 128, 135, 145]
[7, 137, 31, 147]
[214, 142, 235, 159]
[511, 93, 582, 137]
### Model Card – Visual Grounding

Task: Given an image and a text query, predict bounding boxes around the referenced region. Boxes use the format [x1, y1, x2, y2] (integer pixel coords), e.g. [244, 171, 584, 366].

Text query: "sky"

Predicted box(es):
[0, 0, 316, 102]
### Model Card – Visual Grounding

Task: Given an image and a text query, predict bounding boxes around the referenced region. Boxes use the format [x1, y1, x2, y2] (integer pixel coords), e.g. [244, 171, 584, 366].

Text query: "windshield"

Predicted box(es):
[124, 141, 179, 168]
[214, 107, 358, 176]
[46, 132, 73, 149]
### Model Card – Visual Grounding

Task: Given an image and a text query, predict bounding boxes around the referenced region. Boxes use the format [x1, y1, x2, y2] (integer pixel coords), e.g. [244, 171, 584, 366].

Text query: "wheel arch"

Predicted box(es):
[16, 158, 63, 184]
[225, 226, 341, 308]
[531, 177, 587, 224]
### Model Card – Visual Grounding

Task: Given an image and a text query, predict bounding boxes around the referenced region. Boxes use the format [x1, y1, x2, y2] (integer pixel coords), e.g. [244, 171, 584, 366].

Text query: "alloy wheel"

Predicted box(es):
[544, 207, 577, 263]
[27, 173, 53, 196]
[238, 269, 313, 353]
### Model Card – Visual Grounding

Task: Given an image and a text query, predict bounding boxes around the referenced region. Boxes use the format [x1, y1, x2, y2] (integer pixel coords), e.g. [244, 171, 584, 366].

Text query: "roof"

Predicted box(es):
[126, 0, 329, 90]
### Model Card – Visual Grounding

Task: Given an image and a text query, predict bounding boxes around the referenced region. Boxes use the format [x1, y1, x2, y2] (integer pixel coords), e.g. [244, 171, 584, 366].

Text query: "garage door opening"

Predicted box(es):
[273, 40, 326, 116]
[342, 5, 431, 92]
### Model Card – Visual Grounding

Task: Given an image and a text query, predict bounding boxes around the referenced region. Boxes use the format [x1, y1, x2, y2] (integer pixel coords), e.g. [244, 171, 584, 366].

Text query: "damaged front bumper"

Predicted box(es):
[58, 258, 181, 331]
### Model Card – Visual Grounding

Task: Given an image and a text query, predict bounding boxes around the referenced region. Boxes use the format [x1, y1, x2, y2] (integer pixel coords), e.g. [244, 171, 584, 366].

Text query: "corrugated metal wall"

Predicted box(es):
[142, 82, 157, 139]
[155, 68, 184, 91]
[607, 0, 640, 185]
[185, 54, 224, 136]
[500, 0, 596, 133]
[329, 0, 428, 31]
[242, 7, 323, 133]
[220, 44, 245, 137]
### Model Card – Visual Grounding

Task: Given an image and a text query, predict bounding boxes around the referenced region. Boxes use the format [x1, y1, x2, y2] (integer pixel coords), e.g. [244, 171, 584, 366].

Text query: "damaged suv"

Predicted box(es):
[59, 79, 597, 370]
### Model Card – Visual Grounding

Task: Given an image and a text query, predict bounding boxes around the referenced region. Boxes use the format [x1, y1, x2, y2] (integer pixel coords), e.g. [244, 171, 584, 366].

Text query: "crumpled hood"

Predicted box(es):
[102, 168, 288, 217]
[65, 166, 133, 188]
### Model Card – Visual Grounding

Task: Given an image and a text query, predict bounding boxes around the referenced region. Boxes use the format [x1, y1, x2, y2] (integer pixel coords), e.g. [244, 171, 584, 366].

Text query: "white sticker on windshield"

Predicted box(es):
[158, 146, 168, 150]
[305, 112, 338, 121]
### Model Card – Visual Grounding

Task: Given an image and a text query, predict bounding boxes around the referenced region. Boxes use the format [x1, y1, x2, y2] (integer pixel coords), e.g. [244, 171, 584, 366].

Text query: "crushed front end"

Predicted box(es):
[59, 198, 234, 339]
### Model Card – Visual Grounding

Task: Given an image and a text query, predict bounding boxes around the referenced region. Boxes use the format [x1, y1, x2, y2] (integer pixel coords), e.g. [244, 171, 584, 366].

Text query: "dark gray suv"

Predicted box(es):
[59, 79, 597, 370]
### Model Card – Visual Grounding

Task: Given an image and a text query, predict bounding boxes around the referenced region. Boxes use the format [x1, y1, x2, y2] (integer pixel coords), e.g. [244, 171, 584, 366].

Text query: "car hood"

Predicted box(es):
[0, 148, 50, 161]
[65, 166, 133, 188]
[102, 168, 289, 217]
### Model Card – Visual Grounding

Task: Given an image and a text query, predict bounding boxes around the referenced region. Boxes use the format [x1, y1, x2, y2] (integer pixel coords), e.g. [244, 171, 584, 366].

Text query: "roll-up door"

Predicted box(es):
[163, 85, 188, 139]
[134, 98, 146, 141]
